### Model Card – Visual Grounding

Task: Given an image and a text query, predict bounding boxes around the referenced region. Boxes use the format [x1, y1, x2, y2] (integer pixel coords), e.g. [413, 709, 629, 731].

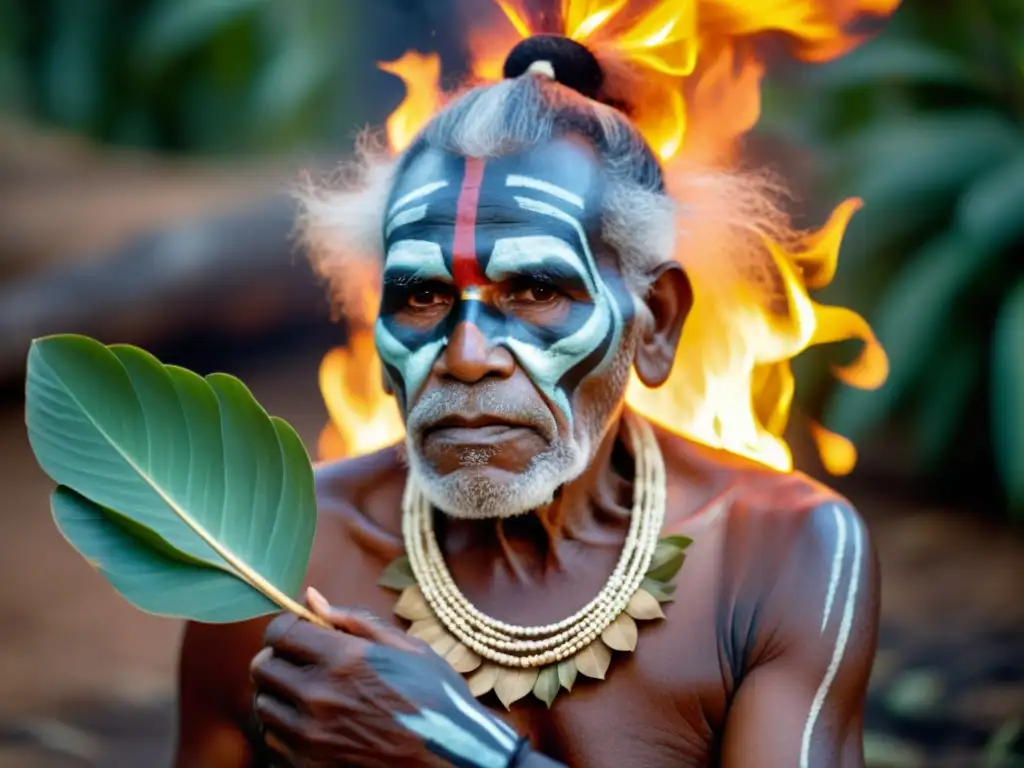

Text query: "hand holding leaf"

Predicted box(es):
[25, 334, 326, 625]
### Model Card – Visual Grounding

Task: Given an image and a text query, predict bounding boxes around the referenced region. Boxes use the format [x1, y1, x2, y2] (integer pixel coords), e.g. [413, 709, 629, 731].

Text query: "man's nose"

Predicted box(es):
[433, 320, 515, 383]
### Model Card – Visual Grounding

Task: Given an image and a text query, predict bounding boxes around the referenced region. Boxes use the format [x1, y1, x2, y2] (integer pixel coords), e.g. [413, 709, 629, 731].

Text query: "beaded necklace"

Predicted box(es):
[380, 414, 691, 708]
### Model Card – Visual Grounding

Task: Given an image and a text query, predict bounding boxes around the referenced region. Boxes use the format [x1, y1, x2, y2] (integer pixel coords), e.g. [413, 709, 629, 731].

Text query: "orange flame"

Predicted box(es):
[320, 0, 897, 473]
[377, 51, 444, 155]
[317, 328, 404, 461]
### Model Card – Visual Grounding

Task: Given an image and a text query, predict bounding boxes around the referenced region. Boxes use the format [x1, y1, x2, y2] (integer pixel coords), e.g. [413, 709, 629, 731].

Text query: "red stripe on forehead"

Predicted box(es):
[452, 158, 487, 289]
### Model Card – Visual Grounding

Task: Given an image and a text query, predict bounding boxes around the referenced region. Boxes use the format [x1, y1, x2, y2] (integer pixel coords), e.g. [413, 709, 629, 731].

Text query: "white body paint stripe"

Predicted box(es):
[442, 682, 518, 749]
[385, 204, 428, 239]
[389, 180, 449, 216]
[396, 709, 507, 768]
[506, 175, 585, 209]
[799, 505, 864, 768]
[820, 508, 847, 632]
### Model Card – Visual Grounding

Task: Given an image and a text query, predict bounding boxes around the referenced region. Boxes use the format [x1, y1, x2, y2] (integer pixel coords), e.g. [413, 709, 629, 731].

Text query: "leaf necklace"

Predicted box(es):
[380, 412, 692, 709]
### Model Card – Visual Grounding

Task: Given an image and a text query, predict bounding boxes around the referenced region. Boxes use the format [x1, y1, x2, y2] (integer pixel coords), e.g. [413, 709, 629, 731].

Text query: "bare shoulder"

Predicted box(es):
[312, 444, 407, 534]
[307, 444, 408, 584]
[652, 420, 857, 530]
[651, 421, 878, 645]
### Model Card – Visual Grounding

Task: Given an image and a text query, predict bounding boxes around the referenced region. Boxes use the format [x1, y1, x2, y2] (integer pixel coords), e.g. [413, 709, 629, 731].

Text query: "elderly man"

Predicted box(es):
[174, 33, 878, 768]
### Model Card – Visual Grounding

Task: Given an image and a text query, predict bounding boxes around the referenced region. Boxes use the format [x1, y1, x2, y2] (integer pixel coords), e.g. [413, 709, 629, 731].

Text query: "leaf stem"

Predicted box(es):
[112, 446, 331, 627]
[268, 590, 332, 628]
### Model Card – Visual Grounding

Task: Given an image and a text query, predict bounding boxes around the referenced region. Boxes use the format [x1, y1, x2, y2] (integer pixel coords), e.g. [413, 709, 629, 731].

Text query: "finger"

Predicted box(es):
[264, 609, 368, 664]
[306, 588, 419, 652]
[254, 694, 307, 753]
[250, 654, 308, 707]
[249, 647, 273, 682]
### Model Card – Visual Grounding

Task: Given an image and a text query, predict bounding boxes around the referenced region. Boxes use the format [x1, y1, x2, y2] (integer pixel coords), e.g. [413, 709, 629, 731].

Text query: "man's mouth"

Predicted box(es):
[421, 415, 543, 446]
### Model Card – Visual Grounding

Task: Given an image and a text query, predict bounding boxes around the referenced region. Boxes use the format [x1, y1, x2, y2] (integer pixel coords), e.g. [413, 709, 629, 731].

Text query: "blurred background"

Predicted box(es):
[0, 0, 1021, 766]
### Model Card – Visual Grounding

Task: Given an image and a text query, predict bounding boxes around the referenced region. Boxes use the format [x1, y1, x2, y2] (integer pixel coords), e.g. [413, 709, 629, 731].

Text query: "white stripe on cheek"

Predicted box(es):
[511, 195, 626, 365]
[374, 321, 446, 405]
[506, 174, 585, 210]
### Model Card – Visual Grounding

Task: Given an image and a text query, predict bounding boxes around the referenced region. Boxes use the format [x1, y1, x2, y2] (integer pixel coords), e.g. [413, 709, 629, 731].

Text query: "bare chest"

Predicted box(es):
[488, 641, 724, 767]
[315, 542, 729, 768]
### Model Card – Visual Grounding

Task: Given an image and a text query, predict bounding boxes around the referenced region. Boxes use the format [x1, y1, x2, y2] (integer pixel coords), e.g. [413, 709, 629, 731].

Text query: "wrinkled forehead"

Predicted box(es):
[384, 136, 607, 247]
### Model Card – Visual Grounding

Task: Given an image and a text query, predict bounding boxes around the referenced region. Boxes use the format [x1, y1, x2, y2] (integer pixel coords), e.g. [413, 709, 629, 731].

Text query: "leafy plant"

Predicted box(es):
[764, 0, 1024, 515]
[25, 334, 320, 623]
[0, 0, 358, 154]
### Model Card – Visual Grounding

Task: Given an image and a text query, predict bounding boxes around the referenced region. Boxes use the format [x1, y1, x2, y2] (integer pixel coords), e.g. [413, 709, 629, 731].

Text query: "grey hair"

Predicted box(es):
[297, 74, 677, 328]
[298, 72, 801, 331]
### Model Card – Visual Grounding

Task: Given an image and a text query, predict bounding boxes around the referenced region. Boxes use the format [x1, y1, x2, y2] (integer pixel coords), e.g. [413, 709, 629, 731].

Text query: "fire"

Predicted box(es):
[624, 197, 887, 473]
[377, 51, 443, 155]
[319, 0, 896, 474]
[317, 328, 404, 462]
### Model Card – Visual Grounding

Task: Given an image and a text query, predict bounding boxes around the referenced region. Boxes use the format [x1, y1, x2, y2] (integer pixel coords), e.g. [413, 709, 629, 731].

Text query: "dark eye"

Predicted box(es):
[407, 289, 451, 310]
[509, 282, 560, 304]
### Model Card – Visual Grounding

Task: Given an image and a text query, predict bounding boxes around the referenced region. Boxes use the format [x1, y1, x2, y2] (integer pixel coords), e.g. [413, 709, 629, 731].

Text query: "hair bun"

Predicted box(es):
[503, 35, 603, 101]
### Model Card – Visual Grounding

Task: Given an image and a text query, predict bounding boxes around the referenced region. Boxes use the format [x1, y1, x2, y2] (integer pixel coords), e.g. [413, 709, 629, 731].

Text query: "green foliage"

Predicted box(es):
[764, 0, 1024, 515]
[25, 335, 317, 622]
[0, 0, 358, 154]
[991, 283, 1024, 513]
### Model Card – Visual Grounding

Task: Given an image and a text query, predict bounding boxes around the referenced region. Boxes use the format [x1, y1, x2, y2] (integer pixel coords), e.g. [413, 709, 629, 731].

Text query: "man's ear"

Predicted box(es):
[633, 261, 692, 388]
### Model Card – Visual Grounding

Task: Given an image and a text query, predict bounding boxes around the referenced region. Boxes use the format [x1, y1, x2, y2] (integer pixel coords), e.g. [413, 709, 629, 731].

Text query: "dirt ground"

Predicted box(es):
[0, 336, 1021, 768]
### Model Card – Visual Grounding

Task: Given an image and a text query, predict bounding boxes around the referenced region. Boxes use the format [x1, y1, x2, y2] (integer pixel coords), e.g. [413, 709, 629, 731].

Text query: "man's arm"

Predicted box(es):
[174, 618, 270, 768]
[721, 500, 881, 767]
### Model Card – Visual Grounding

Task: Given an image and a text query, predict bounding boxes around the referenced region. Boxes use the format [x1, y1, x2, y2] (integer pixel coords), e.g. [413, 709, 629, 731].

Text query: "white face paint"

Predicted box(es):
[374, 237, 452, 404]
[491, 191, 626, 426]
[375, 143, 639, 518]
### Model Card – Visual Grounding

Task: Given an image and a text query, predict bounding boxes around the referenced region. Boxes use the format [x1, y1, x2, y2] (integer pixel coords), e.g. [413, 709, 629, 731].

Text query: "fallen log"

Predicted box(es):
[0, 194, 336, 387]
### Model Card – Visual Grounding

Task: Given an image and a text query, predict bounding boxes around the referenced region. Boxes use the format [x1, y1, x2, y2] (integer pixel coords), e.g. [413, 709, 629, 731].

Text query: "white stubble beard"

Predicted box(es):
[404, 334, 638, 521]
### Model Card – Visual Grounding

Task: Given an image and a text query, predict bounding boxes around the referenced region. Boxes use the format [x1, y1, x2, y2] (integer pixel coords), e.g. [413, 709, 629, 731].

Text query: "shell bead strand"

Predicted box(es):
[402, 412, 667, 668]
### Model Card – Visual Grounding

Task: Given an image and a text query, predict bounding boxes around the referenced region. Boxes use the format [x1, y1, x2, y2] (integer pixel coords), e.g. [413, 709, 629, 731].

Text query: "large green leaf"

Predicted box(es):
[52, 487, 279, 622]
[25, 334, 317, 620]
[825, 231, 996, 442]
[991, 281, 1024, 517]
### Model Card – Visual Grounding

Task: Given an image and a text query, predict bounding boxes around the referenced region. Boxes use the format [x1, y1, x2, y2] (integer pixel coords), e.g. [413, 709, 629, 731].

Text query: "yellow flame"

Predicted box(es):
[378, 50, 443, 155]
[624, 202, 888, 472]
[497, 0, 533, 38]
[317, 329, 404, 461]
[809, 421, 859, 475]
[321, 0, 898, 472]
[566, 1, 625, 41]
